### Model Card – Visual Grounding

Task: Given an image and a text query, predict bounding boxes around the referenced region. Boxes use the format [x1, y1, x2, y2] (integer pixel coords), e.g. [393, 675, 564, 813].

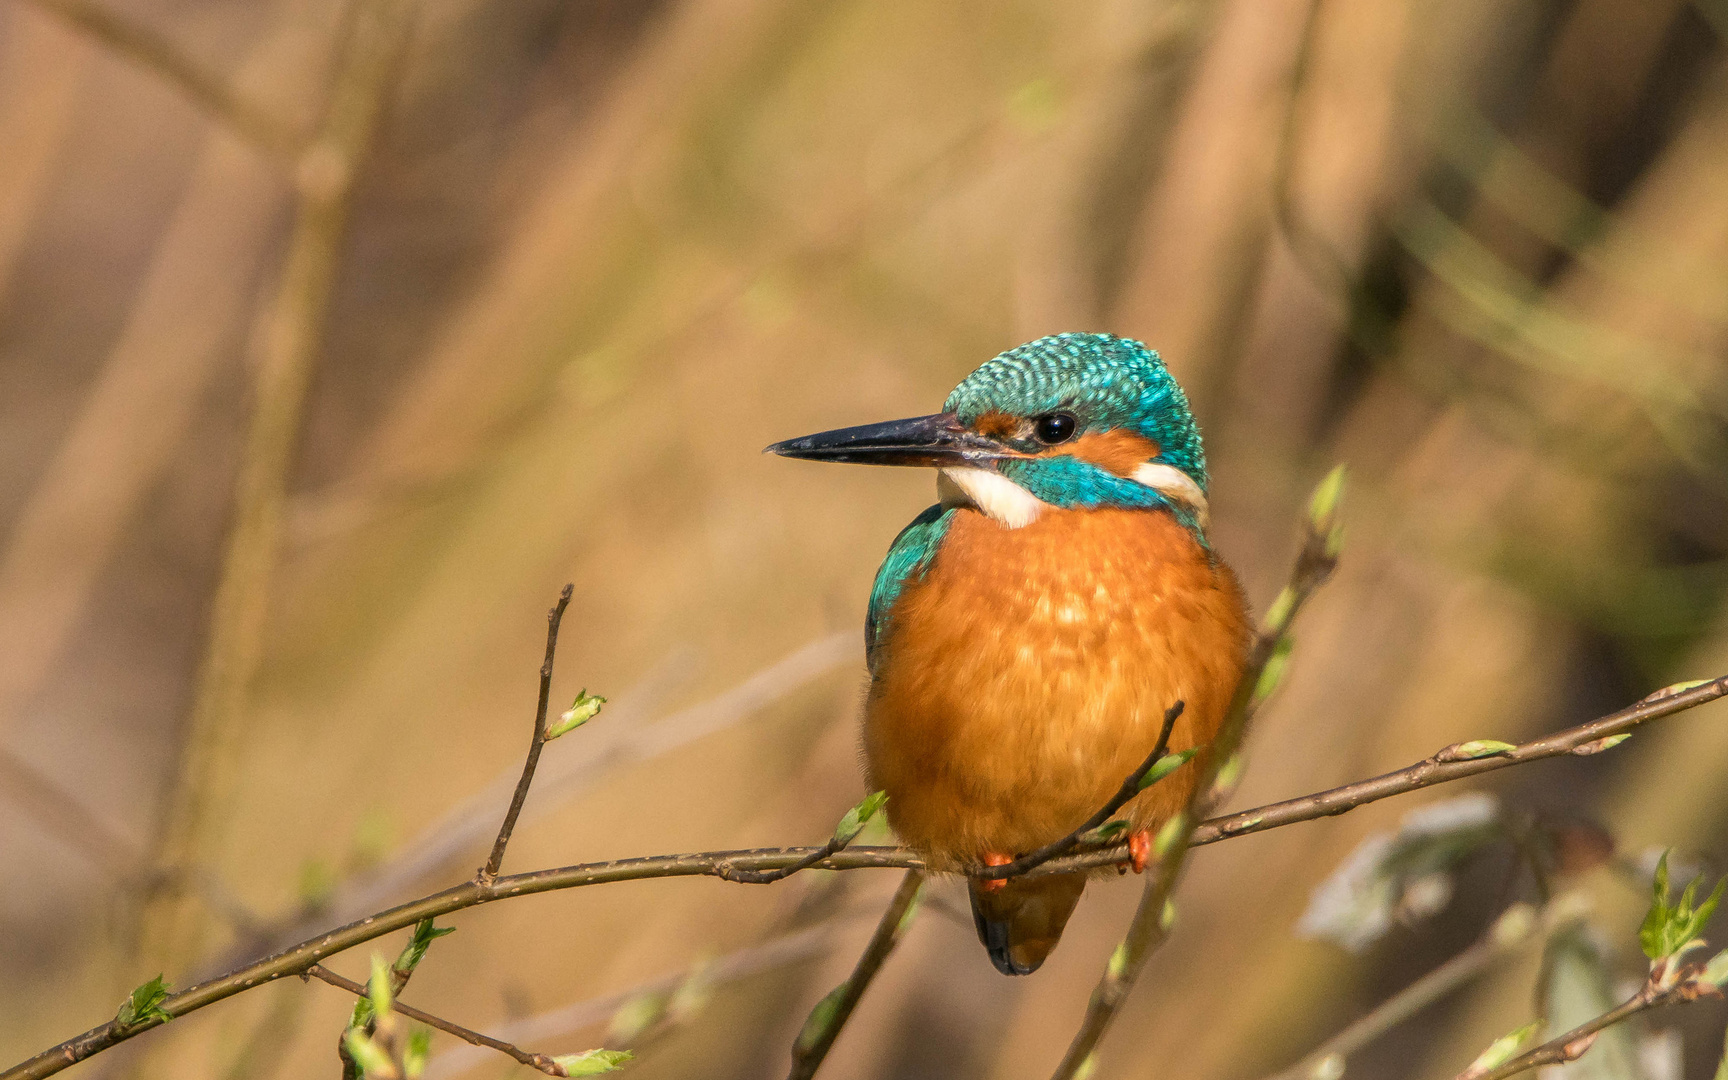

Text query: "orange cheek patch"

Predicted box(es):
[973, 410, 1021, 439]
[1059, 430, 1160, 476]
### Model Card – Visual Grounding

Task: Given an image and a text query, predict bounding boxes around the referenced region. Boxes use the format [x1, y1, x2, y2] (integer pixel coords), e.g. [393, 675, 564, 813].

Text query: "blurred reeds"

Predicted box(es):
[1, 0, 1727, 1077]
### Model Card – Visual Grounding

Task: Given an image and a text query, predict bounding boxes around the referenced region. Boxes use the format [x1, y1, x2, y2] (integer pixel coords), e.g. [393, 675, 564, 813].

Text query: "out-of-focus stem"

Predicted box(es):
[786, 869, 926, 1080]
[139, 0, 417, 976]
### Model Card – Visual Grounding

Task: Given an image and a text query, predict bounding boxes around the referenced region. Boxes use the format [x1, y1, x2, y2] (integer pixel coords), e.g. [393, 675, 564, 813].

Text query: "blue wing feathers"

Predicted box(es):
[865, 504, 953, 673]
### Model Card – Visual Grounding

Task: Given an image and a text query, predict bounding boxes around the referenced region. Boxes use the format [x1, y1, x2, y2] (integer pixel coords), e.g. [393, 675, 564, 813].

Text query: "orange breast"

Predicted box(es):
[864, 505, 1250, 869]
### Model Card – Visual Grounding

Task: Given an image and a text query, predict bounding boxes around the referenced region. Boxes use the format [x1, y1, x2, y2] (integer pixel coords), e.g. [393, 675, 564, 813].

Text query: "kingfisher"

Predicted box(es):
[768, 333, 1250, 975]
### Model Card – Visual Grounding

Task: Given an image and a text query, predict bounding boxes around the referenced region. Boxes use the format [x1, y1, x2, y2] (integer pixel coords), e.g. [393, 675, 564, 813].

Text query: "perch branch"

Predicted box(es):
[479, 585, 574, 884]
[305, 965, 567, 1077]
[7, 673, 1725, 1076]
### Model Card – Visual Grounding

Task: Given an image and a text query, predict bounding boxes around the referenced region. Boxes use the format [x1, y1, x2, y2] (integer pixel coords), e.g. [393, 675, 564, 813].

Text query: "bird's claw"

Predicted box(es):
[1127, 829, 1151, 874]
[979, 850, 1012, 892]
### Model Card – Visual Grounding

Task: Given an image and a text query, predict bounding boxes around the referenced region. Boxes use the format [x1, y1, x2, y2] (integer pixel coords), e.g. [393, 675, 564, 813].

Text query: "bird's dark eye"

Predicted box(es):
[1033, 412, 1077, 445]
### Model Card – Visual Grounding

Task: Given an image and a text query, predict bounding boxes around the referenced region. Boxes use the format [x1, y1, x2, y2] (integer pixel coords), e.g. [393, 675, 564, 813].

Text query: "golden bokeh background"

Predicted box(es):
[3, 0, 1728, 1078]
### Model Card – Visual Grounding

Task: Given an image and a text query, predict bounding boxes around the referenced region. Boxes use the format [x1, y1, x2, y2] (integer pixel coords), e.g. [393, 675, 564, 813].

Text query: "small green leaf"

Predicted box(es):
[403, 1029, 431, 1079]
[1701, 948, 1728, 988]
[1640, 850, 1728, 961]
[114, 974, 172, 1029]
[1464, 1020, 1540, 1076]
[831, 791, 889, 846]
[1571, 733, 1630, 756]
[394, 918, 455, 978]
[1211, 753, 1245, 796]
[1086, 820, 1131, 844]
[606, 991, 666, 1045]
[1307, 465, 1347, 534]
[1451, 740, 1516, 760]
[553, 1049, 633, 1076]
[1137, 748, 1198, 791]
[1644, 679, 1709, 702]
[1262, 587, 1296, 635]
[1106, 942, 1130, 979]
[1160, 898, 1177, 930]
[1072, 1053, 1098, 1080]
[299, 858, 337, 908]
[344, 1029, 397, 1079]
[1151, 812, 1188, 858]
[1253, 636, 1295, 702]
[367, 954, 395, 1018]
[546, 691, 606, 740]
[794, 982, 849, 1055]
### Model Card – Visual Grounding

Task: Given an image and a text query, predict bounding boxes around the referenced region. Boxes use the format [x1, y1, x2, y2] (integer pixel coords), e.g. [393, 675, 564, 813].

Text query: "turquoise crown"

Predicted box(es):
[943, 332, 1207, 492]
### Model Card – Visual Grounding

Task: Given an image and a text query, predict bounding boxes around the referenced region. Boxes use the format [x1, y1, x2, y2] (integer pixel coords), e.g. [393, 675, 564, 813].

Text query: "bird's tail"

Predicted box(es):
[968, 872, 1087, 975]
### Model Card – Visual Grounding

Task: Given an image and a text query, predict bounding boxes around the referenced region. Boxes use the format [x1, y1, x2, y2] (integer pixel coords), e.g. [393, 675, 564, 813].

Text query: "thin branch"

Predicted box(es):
[8, 674, 1726, 1080]
[479, 584, 574, 884]
[1463, 973, 1717, 1080]
[236, 637, 845, 969]
[976, 702, 1185, 881]
[716, 835, 868, 885]
[424, 912, 861, 1080]
[1048, 480, 1343, 1080]
[19, 0, 305, 159]
[0, 747, 141, 876]
[1263, 899, 1580, 1080]
[305, 965, 567, 1078]
[786, 869, 926, 1080]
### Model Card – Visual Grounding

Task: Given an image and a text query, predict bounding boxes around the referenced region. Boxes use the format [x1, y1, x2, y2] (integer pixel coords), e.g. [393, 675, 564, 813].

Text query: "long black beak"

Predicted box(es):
[765, 412, 1005, 467]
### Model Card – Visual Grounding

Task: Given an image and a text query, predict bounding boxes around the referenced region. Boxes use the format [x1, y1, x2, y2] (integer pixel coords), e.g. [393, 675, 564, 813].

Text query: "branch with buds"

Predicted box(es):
[7, 468, 1728, 1080]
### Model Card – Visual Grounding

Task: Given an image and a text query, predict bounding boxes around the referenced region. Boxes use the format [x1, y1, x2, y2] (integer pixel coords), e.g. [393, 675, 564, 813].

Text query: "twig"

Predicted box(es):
[138, 0, 418, 975]
[423, 912, 861, 1080]
[977, 702, 1185, 881]
[8, 676, 1726, 1080]
[786, 869, 926, 1080]
[1263, 899, 1580, 1080]
[1048, 476, 1343, 1080]
[237, 637, 845, 967]
[1463, 976, 1713, 1080]
[19, 0, 304, 159]
[478, 585, 574, 884]
[1188, 674, 1728, 847]
[305, 965, 567, 1077]
[0, 746, 141, 876]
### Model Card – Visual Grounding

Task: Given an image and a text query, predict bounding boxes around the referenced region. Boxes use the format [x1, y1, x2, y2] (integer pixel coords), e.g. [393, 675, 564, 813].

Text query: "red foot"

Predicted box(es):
[980, 851, 1012, 892]
[1127, 829, 1152, 874]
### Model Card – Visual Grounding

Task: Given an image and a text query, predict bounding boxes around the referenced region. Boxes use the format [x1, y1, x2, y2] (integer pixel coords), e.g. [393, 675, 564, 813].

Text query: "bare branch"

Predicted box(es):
[8, 664, 1723, 1080]
[305, 965, 568, 1077]
[19, 0, 304, 159]
[479, 584, 575, 884]
[786, 870, 926, 1080]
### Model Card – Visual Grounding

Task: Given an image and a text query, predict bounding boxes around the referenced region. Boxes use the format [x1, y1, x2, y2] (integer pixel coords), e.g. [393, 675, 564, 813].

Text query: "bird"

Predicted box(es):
[767, 333, 1251, 975]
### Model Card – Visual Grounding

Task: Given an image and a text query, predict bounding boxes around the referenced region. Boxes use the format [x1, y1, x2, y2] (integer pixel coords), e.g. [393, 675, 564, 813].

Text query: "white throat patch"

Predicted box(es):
[937, 467, 1047, 529]
[1131, 462, 1210, 530]
[936, 462, 1210, 532]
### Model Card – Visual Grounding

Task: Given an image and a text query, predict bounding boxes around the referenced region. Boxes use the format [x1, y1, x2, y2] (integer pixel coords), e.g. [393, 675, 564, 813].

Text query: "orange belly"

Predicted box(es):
[864, 505, 1251, 869]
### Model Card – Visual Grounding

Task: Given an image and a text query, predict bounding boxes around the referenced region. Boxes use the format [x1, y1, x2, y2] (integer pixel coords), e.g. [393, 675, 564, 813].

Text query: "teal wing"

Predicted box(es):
[866, 504, 954, 674]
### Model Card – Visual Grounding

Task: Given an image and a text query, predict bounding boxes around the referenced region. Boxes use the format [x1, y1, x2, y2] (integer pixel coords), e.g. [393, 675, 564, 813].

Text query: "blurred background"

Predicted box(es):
[3, 0, 1728, 1077]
